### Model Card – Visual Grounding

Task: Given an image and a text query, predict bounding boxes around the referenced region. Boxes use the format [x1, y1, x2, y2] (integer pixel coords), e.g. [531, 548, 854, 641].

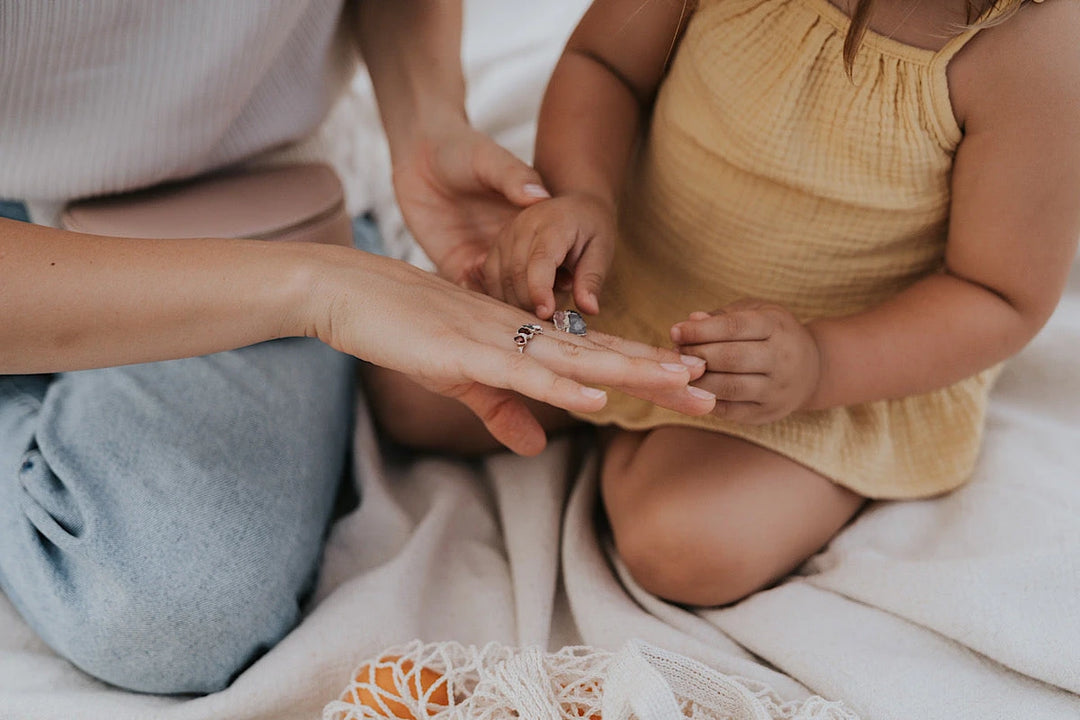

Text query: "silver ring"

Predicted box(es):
[513, 324, 543, 353]
[552, 309, 587, 336]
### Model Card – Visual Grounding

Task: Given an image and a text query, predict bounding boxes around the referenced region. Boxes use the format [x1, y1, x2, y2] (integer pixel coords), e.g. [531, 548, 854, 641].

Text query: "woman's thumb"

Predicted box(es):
[474, 140, 550, 206]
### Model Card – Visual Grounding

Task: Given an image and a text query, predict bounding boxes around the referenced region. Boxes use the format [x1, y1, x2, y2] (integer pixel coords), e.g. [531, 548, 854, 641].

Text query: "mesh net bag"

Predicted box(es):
[323, 639, 861, 720]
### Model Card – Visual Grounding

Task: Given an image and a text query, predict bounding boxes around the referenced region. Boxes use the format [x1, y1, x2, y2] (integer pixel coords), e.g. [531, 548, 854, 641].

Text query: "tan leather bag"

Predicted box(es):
[61, 163, 352, 245]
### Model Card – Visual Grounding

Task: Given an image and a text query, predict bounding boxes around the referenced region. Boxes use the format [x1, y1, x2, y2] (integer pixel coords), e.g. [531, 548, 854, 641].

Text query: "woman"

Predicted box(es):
[0, 0, 713, 695]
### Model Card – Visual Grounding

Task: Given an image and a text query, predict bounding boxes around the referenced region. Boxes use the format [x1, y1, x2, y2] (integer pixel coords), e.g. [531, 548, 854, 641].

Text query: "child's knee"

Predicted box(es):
[603, 474, 768, 606]
[362, 365, 493, 453]
[613, 517, 761, 605]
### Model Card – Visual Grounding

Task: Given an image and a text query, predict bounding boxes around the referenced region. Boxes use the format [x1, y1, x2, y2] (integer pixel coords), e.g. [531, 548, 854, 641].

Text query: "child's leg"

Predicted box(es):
[600, 426, 865, 606]
[361, 364, 576, 455]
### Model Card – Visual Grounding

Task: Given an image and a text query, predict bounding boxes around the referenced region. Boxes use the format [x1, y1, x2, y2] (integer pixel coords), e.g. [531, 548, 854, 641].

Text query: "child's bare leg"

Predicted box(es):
[361, 364, 576, 455]
[600, 426, 865, 606]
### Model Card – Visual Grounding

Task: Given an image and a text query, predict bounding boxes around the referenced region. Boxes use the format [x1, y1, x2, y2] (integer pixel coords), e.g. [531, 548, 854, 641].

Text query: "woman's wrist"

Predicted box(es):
[386, 105, 470, 173]
[282, 242, 362, 345]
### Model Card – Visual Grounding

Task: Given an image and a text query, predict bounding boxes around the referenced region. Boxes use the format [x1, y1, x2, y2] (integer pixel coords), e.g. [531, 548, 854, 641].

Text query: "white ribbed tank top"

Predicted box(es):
[0, 0, 355, 203]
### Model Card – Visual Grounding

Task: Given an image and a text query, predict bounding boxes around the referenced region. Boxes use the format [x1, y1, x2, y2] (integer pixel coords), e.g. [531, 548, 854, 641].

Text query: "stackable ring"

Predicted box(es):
[513, 324, 544, 353]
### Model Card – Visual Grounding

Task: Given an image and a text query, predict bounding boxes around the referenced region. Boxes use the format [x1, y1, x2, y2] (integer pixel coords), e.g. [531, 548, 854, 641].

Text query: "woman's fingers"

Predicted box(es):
[447, 384, 550, 456]
[515, 332, 716, 416]
[582, 329, 707, 378]
[470, 137, 550, 207]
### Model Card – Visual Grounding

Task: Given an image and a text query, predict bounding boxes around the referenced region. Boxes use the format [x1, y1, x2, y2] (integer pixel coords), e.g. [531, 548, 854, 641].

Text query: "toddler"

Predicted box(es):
[368, 0, 1080, 606]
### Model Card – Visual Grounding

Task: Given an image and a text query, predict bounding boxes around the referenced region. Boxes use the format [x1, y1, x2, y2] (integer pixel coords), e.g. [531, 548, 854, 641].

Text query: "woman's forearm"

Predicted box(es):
[353, 0, 467, 160]
[0, 219, 325, 373]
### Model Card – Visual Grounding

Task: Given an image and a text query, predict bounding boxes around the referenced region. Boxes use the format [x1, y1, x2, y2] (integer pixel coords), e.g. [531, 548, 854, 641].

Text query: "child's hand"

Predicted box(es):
[670, 300, 822, 424]
[474, 193, 617, 319]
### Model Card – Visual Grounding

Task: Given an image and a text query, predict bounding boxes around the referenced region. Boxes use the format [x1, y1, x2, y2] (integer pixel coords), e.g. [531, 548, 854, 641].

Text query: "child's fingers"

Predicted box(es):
[517, 228, 562, 318]
[678, 340, 772, 374]
[671, 309, 774, 344]
[691, 371, 769, 403]
[708, 399, 772, 425]
[572, 240, 613, 316]
[526, 256, 558, 320]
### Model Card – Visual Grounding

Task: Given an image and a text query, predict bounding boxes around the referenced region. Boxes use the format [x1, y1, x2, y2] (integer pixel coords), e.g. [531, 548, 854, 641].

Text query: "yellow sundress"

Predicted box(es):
[583, 0, 1010, 498]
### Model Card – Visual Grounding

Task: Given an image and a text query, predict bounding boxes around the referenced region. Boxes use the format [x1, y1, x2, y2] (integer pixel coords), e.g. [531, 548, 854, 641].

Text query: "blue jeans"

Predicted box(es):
[0, 202, 364, 694]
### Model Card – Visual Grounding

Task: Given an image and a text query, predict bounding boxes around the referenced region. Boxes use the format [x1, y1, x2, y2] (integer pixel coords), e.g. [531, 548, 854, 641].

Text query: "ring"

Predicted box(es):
[513, 324, 543, 353]
[552, 309, 587, 336]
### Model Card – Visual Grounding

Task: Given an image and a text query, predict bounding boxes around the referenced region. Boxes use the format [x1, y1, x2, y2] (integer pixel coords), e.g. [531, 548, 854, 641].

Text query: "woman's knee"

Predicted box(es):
[38, 553, 306, 694]
[2, 452, 332, 694]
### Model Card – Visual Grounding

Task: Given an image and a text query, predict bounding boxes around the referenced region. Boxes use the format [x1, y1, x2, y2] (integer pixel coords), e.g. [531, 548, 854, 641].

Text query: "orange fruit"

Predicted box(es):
[342, 655, 449, 719]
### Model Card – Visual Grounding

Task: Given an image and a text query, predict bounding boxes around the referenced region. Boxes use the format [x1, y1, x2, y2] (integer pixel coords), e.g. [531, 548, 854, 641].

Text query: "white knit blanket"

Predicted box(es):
[1, 2, 1078, 718]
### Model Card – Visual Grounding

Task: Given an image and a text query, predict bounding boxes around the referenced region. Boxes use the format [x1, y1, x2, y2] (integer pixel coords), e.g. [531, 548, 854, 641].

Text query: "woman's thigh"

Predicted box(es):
[600, 426, 865, 607]
[0, 337, 354, 693]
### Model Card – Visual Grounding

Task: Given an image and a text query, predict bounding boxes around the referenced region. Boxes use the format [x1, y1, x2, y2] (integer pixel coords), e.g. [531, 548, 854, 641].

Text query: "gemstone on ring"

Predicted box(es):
[552, 309, 587, 336]
[513, 323, 543, 353]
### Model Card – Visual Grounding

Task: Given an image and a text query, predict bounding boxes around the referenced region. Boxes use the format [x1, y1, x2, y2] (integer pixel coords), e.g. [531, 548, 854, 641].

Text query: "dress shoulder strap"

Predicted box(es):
[923, 0, 1026, 147]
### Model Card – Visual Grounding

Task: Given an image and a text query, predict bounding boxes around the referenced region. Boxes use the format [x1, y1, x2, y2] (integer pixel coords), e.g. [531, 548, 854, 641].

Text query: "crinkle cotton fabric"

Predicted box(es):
[583, 0, 1009, 498]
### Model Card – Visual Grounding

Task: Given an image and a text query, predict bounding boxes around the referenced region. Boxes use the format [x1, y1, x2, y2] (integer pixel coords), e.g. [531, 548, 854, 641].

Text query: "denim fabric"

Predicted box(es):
[0, 200, 31, 223]
[351, 212, 386, 255]
[0, 204, 364, 694]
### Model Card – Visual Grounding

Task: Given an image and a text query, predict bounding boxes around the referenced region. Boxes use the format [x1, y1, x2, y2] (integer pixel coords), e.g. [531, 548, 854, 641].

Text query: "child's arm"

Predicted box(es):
[478, 0, 695, 317]
[673, 1, 1080, 422]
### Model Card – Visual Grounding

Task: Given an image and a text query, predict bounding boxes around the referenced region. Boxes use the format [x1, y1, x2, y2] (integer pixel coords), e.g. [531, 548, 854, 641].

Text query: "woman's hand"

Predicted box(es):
[670, 300, 821, 425]
[307, 248, 715, 454]
[476, 193, 617, 319]
[391, 120, 551, 287]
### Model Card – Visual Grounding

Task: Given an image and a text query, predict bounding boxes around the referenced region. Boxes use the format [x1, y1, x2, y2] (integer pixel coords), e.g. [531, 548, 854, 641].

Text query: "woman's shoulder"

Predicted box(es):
[949, 0, 1080, 132]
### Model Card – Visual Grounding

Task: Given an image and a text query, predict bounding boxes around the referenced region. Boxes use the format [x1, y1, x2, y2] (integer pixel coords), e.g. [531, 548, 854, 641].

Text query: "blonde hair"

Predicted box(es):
[842, 0, 1028, 71]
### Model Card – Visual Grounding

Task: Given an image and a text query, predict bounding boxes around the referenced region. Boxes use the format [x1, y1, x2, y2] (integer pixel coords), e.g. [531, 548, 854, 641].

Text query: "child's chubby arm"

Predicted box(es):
[477, 0, 695, 318]
[672, 0, 1080, 423]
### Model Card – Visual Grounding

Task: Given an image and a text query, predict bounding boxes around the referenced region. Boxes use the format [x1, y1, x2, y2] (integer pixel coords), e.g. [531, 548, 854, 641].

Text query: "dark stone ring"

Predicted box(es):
[552, 309, 587, 336]
[513, 324, 544, 353]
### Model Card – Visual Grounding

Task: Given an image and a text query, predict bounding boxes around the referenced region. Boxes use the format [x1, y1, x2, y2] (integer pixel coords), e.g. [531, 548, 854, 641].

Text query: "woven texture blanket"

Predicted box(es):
[1, 2, 1077, 718]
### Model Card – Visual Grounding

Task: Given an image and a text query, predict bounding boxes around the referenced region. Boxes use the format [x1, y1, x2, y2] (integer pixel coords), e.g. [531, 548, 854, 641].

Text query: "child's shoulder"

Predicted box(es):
[950, 0, 1080, 131]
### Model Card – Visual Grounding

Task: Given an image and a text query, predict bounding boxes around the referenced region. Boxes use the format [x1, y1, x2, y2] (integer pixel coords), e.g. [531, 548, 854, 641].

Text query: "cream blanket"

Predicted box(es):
[1, 1, 1078, 718]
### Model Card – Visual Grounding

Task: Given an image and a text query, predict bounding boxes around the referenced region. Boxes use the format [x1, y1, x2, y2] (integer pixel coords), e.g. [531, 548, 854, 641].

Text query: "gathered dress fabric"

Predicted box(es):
[584, 0, 1008, 499]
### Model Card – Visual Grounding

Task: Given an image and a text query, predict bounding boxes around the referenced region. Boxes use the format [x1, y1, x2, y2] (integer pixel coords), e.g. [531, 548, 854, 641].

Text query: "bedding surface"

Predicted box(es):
[1, 2, 1077, 718]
